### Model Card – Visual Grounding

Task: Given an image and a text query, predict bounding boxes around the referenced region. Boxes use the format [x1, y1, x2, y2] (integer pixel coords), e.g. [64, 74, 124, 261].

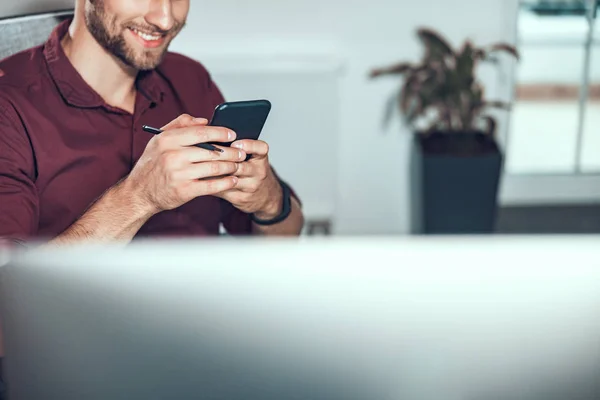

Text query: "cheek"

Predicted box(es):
[102, 0, 145, 27]
[102, 0, 140, 14]
[173, 1, 190, 26]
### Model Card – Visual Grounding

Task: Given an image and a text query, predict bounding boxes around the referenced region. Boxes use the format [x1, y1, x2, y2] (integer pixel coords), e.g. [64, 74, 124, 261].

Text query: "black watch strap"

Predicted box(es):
[251, 178, 292, 226]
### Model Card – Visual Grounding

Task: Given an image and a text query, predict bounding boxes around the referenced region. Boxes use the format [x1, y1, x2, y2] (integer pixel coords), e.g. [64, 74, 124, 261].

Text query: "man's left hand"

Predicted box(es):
[216, 139, 284, 219]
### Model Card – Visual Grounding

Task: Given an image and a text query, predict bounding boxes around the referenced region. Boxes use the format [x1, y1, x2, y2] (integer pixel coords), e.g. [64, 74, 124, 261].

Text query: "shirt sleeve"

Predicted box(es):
[0, 100, 39, 243]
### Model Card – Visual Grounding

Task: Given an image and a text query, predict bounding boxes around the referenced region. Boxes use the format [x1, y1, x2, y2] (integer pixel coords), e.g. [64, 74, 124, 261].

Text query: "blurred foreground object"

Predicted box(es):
[1, 236, 600, 400]
[370, 29, 519, 234]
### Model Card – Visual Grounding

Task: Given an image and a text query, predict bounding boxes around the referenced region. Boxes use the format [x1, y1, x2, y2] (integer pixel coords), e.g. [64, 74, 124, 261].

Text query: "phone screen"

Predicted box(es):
[208, 100, 271, 147]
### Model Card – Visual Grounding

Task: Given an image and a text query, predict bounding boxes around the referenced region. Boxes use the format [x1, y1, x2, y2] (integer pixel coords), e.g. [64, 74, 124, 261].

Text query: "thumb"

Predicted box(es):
[161, 115, 208, 131]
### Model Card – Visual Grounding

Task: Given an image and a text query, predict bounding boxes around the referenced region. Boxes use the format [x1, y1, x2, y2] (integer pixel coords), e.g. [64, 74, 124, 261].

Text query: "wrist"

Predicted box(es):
[253, 182, 283, 220]
[117, 177, 158, 221]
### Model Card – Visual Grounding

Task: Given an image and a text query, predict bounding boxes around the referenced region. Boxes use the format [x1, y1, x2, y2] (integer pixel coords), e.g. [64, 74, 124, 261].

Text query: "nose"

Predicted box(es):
[146, 0, 174, 32]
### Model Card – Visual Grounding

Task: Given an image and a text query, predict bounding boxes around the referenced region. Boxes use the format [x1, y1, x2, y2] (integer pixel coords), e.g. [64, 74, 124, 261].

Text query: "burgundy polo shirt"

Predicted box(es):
[0, 19, 254, 243]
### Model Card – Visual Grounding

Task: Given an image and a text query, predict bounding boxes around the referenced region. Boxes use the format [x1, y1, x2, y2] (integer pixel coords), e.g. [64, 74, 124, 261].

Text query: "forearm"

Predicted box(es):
[252, 197, 304, 236]
[47, 179, 155, 246]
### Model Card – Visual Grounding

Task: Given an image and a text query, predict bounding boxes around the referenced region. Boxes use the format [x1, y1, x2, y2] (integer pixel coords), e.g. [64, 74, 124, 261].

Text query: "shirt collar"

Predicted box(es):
[43, 18, 164, 109]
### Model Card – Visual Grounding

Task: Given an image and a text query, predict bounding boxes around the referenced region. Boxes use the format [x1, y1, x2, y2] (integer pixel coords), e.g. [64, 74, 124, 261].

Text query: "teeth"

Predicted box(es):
[131, 28, 162, 41]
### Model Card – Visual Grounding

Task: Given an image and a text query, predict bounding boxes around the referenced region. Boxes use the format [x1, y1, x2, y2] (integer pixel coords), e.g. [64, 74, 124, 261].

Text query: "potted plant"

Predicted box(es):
[369, 28, 519, 234]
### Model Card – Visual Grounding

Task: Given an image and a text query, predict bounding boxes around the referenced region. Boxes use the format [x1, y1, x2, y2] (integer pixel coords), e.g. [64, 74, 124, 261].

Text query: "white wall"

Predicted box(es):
[170, 0, 519, 234]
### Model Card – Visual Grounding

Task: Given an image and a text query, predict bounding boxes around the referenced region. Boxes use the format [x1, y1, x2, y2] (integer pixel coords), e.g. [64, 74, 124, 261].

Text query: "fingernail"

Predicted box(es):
[193, 118, 206, 123]
[239, 151, 245, 160]
[231, 142, 242, 149]
[232, 176, 239, 185]
[228, 131, 235, 141]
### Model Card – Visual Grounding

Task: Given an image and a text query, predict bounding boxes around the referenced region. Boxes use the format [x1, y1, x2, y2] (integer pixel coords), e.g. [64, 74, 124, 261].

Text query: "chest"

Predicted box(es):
[25, 98, 220, 236]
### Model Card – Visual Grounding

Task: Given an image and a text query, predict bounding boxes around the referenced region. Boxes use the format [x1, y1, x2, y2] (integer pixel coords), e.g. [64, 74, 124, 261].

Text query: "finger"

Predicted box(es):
[230, 140, 269, 156]
[161, 114, 208, 130]
[232, 161, 256, 177]
[230, 177, 260, 193]
[214, 188, 242, 202]
[176, 146, 248, 163]
[206, 146, 247, 162]
[160, 126, 236, 149]
[187, 176, 239, 197]
[161, 114, 193, 130]
[178, 161, 239, 181]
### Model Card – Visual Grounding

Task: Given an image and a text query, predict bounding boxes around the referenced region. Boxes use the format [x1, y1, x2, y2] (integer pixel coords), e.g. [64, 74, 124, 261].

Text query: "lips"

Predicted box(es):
[128, 27, 166, 48]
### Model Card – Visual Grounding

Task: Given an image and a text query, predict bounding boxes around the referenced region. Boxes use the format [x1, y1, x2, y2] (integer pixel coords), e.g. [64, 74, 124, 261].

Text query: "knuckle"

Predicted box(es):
[228, 162, 239, 173]
[159, 152, 171, 168]
[174, 114, 193, 126]
[155, 136, 169, 152]
[248, 180, 260, 192]
[209, 162, 221, 175]
[236, 163, 245, 175]
[167, 170, 178, 183]
[226, 177, 238, 190]
[162, 152, 180, 168]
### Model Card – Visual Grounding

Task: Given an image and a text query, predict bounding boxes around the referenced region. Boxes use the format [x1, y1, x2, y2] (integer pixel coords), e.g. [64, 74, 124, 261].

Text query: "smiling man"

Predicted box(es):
[0, 0, 304, 246]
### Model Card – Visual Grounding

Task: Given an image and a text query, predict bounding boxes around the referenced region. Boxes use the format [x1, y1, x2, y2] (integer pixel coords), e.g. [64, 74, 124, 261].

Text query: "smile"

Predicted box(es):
[127, 27, 167, 49]
[129, 28, 164, 42]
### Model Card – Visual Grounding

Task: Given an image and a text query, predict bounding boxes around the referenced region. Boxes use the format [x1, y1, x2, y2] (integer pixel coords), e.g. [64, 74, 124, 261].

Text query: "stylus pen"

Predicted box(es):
[142, 125, 223, 153]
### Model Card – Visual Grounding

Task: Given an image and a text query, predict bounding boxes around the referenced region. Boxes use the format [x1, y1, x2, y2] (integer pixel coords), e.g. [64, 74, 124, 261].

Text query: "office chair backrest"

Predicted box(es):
[0, 10, 73, 60]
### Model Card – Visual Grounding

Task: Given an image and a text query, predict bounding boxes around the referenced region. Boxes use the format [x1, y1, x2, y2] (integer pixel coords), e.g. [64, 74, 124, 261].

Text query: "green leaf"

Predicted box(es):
[400, 73, 419, 114]
[456, 42, 475, 85]
[480, 115, 497, 136]
[369, 27, 518, 134]
[482, 55, 500, 64]
[472, 84, 484, 104]
[488, 43, 520, 61]
[369, 62, 414, 78]
[417, 28, 454, 61]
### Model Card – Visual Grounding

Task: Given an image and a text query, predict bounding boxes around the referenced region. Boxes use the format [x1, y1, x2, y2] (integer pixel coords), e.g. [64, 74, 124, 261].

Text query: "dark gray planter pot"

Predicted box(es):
[410, 131, 503, 234]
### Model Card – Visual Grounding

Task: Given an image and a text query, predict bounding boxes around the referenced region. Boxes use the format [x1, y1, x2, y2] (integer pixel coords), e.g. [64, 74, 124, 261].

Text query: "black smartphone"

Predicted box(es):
[208, 99, 271, 148]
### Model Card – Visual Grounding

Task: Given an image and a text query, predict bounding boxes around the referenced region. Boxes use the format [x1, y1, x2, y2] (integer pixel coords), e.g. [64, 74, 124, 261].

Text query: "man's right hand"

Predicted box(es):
[125, 114, 247, 214]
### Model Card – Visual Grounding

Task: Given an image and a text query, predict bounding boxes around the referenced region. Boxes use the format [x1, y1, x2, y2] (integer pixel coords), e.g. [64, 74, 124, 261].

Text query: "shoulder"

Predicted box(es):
[0, 48, 45, 136]
[0, 46, 47, 121]
[0, 45, 46, 95]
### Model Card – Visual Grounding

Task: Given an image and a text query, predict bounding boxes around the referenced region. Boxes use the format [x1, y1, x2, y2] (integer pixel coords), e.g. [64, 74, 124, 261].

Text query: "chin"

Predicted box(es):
[136, 54, 167, 70]
[121, 48, 167, 71]
[111, 34, 156, 67]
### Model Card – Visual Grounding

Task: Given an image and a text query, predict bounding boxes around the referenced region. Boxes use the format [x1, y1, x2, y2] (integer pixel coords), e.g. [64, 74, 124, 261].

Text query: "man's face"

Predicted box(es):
[84, 0, 189, 71]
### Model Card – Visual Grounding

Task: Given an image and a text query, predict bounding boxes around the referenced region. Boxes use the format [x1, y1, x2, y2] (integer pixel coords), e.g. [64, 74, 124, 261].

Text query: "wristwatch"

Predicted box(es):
[251, 178, 292, 226]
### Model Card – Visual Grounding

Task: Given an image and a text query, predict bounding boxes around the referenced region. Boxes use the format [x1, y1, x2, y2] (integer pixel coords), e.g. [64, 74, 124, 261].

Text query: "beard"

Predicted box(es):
[84, 0, 184, 71]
